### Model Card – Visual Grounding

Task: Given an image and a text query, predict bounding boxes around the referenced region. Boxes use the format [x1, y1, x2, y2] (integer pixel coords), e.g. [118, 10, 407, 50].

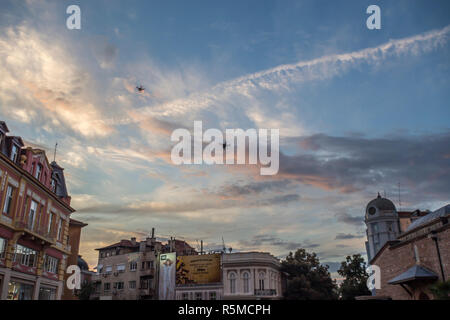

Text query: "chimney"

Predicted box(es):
[151, 228, 155, 239]
[131, 237, 136, 245]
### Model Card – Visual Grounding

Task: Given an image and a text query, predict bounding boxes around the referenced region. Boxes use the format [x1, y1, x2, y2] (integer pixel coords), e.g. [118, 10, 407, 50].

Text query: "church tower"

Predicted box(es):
[365, 193, 400, 262]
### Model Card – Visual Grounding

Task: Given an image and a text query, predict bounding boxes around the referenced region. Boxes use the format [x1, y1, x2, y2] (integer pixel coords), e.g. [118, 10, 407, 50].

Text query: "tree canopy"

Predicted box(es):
[337, 254, 371, 300]
[281, 248, 338, 300]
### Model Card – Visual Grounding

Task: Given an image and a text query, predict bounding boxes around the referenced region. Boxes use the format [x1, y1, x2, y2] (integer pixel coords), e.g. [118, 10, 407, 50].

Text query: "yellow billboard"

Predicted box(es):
[176, 254, 221, 285]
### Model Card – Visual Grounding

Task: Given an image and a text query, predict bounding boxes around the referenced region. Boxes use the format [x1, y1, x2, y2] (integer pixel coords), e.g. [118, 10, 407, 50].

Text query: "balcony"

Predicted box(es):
[139, 288, 155, 297]
[139, 267, 155, 277]
[14, 220, 56, 244]
[254, 289, 277, 296]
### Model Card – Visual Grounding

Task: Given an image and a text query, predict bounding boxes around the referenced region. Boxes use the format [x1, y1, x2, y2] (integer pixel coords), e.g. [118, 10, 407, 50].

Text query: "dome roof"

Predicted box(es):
[366, 194, 396, 212]
[77, 256, 89, 271]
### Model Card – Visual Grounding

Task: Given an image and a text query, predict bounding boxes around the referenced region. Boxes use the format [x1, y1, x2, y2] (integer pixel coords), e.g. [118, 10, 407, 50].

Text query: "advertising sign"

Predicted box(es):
[158, 252, 176, 300]
[176, 254, 221, 285]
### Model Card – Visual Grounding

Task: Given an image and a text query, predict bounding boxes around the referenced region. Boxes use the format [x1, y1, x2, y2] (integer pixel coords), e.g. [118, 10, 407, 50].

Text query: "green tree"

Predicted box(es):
[76, 281, 95, 300]
[281, 248, 338, 300]
[429, 280, 450, 300]
[337, 254, 371, 300]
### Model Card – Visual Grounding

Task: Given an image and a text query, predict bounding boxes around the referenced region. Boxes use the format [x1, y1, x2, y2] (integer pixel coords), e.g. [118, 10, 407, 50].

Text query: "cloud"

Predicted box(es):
[275, 132, 450, 201]
[122, 24, 450, 123]
[335, 233, 364, 240]
[0, 24, 115, 137]
[335, 212, 364, 226]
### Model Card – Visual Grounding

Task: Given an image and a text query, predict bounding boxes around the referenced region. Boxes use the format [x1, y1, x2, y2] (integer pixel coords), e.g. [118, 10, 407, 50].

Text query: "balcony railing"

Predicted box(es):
[254, 289, 277, 296]
[14, 221, 56, 243]
[139, 267, 155, 277]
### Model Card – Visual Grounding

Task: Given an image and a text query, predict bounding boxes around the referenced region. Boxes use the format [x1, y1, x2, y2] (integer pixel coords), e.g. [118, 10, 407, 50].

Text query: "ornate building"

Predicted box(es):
[363, 194, 449, 300]
[0, 121, 83, 300]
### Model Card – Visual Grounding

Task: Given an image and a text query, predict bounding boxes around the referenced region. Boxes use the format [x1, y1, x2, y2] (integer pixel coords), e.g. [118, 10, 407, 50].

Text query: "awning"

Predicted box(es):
[388, 265, 438, 285]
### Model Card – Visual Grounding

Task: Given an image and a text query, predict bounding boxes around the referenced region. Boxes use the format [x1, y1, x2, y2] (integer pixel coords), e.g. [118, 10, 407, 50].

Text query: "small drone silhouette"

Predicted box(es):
[136, 85, 145, 93]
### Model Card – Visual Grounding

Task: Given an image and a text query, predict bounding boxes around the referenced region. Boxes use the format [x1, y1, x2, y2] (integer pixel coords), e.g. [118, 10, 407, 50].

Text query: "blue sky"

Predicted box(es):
[1, 0, 449, 273]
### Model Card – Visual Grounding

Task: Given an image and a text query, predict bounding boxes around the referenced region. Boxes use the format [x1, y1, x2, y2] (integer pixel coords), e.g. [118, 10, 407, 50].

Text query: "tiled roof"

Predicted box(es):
[388, 265, 438, 284]
[405, 204, 450, 232]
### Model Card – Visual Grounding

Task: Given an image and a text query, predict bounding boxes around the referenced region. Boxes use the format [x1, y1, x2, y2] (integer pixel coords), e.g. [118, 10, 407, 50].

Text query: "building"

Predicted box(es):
[0, 120, 83, 300]
[90, 232, 196, 300]
[175, 251, 283, 300]
[222, 252, 283, 300]
[364, 194, 449, 299]
[62, 218, 90, 300]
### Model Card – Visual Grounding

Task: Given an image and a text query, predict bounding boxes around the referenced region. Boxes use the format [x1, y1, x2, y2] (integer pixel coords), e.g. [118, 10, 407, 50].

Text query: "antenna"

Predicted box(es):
[53, 142, 58, 162]
[222, 237, 226, 253]
[398, 182, 402, 211]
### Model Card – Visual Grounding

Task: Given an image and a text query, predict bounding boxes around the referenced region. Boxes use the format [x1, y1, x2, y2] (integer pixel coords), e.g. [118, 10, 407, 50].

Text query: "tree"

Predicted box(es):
[76, 281, 95, 300]
[281, 248, 338, 300]
[337, 254, 371, 300]
[429, 280, 450, 300]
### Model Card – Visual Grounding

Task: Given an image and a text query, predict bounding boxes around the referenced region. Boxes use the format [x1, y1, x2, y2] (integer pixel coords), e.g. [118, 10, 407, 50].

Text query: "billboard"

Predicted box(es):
[176, 254, 221, 285]
[158, 252, 176, 300]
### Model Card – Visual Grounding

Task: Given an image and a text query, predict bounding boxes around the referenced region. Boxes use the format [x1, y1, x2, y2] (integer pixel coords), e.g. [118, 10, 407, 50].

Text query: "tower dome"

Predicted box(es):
[365, 193, 397, 220]
[364, 193, 400, 262]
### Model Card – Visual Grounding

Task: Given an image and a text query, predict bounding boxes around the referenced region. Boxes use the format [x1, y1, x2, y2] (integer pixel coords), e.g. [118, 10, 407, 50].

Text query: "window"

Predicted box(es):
[372, 223, 379, 234]
[51, 179, 56, 192]
[35, 164, 42, 180]
[209, 291, 217, 300]
[10, 145, 19, 162]
[56, 218, 63, 241]
[44, 255, 58, 273]
[229, 272, 236, 294]
[116, 264, 126, 273]
[114, 282, 124, 290]
[105, 266, 112, 274]
[146, 261, 153, 269]
[7, 281, 34, 300]
[47, 213, 54, 234]
[129, 281, 136, 289]
[243, 272, 250, 293]
[38, 287, 56, 300]
[130, 261, 137, 271]
[259, 272, 265, 290]
[195, 292, 202, 300]
[0, 237, 7, 259]
[3, 185, 14, 215]
[182, 292, 189, 300]
[387, 221, 393, 232]
[104, 283, 110, 292]
[14, 244, 37, 267]
[28, 200, 38, 230]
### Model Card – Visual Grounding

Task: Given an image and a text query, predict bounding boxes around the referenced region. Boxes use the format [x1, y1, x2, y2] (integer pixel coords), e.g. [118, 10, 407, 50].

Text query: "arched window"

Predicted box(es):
[258, 272, 265, 290]
[229, 272, 236, 294]
[242, 272, 250, 293]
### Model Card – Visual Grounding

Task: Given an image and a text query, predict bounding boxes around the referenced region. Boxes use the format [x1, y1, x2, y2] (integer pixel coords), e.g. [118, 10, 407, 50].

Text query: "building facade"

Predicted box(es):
[91, 234, 196, 300]
[0, 121, 81, 300]
[222, 252, 283, 300]
[364, 194, 449, 300]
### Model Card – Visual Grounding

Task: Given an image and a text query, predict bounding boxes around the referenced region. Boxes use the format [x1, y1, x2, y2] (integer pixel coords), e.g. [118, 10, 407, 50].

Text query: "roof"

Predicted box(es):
[388, 265, 438, 285]
[366, 194, 396, 212]
[69, 218, 88, 227]
[95, 239, 139, 251]
[405, 204, 450, 233]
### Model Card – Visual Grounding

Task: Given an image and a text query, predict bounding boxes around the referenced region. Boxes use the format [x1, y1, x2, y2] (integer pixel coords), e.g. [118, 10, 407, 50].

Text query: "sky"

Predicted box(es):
[0, 0, 449, 275]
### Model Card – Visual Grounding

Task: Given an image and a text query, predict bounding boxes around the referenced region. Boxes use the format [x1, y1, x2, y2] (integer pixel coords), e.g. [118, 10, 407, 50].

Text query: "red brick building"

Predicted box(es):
[0, 121, 84, 300]
[368, 202, 449, 299]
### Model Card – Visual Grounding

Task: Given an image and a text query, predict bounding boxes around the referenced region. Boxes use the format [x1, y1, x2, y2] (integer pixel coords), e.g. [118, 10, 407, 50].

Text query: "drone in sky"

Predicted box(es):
[136, 85, 145, 93]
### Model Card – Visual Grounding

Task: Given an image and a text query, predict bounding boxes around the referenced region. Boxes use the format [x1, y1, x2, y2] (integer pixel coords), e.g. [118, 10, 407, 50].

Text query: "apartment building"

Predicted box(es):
[0, 120, 83, 300]
[91, 233, 196, 300]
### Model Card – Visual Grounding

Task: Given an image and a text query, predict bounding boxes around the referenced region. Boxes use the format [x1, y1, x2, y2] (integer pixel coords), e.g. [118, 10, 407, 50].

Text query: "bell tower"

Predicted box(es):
[365, 193, 400, 261]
